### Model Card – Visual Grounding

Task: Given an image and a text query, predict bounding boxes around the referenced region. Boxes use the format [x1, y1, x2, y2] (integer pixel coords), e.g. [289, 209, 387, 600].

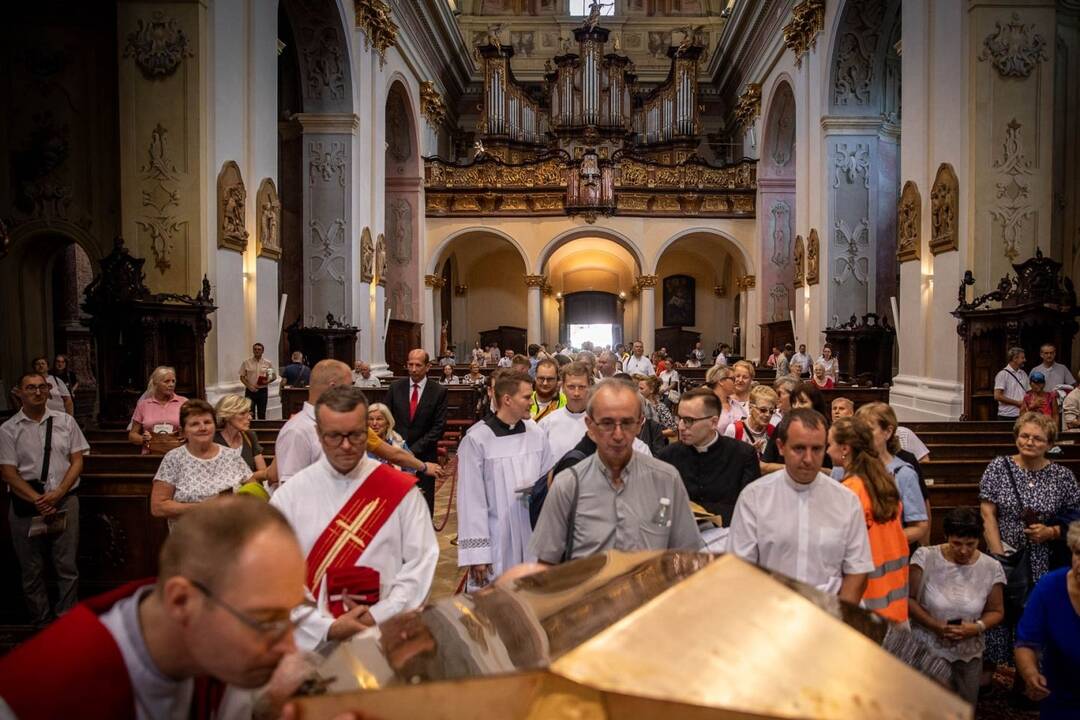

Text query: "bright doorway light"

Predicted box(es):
[569, 323, 613, 350]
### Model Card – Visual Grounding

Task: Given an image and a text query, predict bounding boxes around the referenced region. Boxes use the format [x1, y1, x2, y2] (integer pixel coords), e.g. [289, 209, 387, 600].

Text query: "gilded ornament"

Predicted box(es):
[733, 83, 762, 130]
[523, 274, 547, 288]
[419, 81, 447, 128]
[896, 181, 921, 263]
[793, 235, 805, 288]
[217, 161, 249, 253]
[424, 274, 446, 289]
[783, 0, 825, 68]
[930, 163, 959, 255]
[355, 0, 398, 64]
[806, 229, 820, 285]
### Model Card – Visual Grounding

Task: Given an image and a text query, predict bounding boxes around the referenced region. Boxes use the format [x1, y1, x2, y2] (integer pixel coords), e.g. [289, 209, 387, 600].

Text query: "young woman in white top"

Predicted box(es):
[817, 343, 839, 383]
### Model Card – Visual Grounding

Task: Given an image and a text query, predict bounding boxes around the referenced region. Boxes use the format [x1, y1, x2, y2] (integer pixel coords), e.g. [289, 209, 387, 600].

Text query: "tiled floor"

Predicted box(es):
[429, 476, 463, 600]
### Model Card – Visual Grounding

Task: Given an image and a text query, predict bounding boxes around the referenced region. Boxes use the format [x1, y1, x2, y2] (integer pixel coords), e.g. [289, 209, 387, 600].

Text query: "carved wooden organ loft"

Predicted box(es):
[425, 23, 756, 222]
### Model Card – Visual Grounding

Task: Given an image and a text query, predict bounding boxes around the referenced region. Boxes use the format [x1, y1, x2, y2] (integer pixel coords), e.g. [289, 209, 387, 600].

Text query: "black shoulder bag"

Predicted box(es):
[11, 417, 53, 518]
[560, 466, 581, 563]
[998, 459, 1033, 624]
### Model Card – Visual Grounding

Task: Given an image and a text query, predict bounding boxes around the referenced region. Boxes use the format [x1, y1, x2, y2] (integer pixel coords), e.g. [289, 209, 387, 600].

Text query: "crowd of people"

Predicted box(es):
[2, 339, 1080, 718]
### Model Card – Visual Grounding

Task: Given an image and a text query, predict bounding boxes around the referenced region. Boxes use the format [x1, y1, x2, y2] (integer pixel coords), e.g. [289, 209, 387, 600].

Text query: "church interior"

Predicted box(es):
[2, 0, 1080, 717]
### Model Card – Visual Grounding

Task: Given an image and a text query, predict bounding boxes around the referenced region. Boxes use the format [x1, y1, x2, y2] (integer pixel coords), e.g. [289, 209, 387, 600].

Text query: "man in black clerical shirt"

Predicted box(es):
[658, 388, 759, 525]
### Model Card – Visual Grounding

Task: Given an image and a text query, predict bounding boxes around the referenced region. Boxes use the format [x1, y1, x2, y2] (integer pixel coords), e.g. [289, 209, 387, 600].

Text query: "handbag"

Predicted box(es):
[998, 460, 1033, 624]
[11, 417, 53, 518]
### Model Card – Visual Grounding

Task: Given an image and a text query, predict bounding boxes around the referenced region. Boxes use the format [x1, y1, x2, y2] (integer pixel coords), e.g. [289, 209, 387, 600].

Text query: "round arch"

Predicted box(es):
[383, 76, 422, 175]
[651, 227, 753, 277]
[279, 0, 354, 114]
[761, 77, 797, 176]
[427, 227, 531, 275]
[536, 227, 646, 275]
[8, 219, 104, 269]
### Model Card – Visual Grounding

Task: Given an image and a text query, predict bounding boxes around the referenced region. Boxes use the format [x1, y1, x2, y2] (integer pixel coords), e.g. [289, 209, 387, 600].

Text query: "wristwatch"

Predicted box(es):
[975, 620, 986, 634]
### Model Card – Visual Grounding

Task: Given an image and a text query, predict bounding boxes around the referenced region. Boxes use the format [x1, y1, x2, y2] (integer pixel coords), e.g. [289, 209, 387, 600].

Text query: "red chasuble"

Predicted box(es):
[306, 463, 417, 617]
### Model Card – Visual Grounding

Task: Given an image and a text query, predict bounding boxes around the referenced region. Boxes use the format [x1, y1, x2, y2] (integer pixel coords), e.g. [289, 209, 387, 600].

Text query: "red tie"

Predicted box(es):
[410, 384, 419, 421]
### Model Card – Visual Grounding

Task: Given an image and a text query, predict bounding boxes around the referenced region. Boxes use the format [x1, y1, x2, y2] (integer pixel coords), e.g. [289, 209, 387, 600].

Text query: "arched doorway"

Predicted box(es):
[430, 231, 529, 358]
[654, 231, 748, 363]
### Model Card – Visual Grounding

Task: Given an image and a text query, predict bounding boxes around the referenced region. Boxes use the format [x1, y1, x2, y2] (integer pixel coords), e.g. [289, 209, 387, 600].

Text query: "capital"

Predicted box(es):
[636, 275, 659, 289]
[524, 274, 547, 288]
[424, 274, 446, 289]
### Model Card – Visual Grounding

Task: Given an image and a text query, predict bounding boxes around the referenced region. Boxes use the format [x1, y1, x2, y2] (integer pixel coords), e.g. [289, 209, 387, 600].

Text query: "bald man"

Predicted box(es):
[387, 349, 448, 513]
[274, 359, 439, 484]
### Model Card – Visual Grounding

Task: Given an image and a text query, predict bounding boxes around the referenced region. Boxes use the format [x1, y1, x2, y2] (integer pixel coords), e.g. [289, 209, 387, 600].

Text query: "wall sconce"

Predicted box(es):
[618, 291, 626, 299]
[454, 284, 468, 296]
[555, 291, 563, 300]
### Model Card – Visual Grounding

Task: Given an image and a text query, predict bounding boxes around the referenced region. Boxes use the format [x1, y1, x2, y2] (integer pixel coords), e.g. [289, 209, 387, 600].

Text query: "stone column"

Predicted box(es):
[424, 274, 445, 357]
[524, 275, 546, 346]
[373, 272, 388, 372]
[736, 274, 757, 358]
[296, 113, 358, 326]
[637, 275, 658, 352]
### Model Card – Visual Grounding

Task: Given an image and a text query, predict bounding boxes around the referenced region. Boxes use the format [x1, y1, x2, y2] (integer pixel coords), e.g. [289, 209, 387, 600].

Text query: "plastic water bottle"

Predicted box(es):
[651, 497, 672, 528]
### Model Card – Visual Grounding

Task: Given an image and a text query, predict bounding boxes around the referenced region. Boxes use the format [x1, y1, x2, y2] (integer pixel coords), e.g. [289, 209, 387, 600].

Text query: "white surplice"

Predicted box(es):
[270, 455, 438, 650]
[537, 406, 653, 469]
[455, 416, 552, 582]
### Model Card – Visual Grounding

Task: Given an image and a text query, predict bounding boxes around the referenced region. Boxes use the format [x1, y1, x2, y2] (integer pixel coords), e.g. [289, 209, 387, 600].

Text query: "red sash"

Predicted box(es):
[306, 463, 417, 616]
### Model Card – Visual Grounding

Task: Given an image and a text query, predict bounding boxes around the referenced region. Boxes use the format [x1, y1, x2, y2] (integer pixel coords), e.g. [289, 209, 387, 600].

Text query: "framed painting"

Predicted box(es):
[663, 274, 695, 327]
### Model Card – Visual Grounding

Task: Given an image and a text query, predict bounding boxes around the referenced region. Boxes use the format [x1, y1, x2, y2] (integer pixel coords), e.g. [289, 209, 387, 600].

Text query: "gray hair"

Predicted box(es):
[1068, 521, 1080, 554]
[1006, 346, 1025, 362]
[586, 377, 646, 419]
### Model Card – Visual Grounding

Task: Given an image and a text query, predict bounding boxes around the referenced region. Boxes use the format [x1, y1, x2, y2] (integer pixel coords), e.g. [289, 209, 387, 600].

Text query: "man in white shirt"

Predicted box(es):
[497, 349, 514, 368]
[1033, 344, 1075, 389]
[993, 346, 1029, 420]
[352, 361, 381, 388]
[274, 360, 439, 484]
[791, 344, 810, 377]
[0, 370, 89, 628]
[457, 370, 552, 590]
[239, 343, 275, 420]
[728, 408, 873, 604]
[622, 340, 654, 376]
[895, 426, 930, 463]
[271, 386, 438, 651]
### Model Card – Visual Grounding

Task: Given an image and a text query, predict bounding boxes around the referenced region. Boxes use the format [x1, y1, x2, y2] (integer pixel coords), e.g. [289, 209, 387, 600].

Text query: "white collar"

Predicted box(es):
[14, 407, 60, 425]
[319, 454, 377, 483]
[411, 377, 427, 390]
[783, 469, 819, 493]
[302, 401, 316, 420]
[693, 431, 721, 453]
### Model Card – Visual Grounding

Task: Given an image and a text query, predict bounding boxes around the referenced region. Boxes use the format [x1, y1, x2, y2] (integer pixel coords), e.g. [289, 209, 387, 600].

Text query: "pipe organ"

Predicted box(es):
[477, 44, 547, 146]
[636, 46, 702, 146]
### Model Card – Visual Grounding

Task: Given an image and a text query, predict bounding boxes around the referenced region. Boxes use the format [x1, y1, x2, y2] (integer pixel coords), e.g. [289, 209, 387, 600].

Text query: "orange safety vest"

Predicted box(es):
[843, 475, 910, 623]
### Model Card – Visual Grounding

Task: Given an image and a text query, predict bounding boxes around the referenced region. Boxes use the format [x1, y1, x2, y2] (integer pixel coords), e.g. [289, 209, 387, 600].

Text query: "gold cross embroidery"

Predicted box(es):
[312, 499, 383, 590]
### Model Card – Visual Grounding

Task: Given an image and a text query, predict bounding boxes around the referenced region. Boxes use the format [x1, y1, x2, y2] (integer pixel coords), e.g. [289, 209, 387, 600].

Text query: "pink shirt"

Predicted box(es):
[132, 395, 187, 434]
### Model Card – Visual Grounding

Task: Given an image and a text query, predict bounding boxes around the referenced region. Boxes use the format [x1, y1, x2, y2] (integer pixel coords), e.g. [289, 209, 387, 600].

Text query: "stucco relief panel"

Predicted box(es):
[827, 138, 876, 321]
[304, 135, 352, 325]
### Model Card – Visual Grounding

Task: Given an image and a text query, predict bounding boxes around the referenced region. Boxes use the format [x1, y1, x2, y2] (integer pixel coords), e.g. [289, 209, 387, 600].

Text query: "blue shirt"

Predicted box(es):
[885, 455, 928, 523]
[1016, 568, 1080, 718]
[282, 362, 310, 387]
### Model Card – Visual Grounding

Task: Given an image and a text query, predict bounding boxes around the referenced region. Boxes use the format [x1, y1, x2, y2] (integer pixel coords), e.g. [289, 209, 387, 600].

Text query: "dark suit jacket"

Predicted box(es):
[387, 378, 447, 462]
[657, 435, 760, 524]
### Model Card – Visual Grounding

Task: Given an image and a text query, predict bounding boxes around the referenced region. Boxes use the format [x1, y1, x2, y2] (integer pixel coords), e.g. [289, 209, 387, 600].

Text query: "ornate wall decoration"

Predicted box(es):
[308, 218, 346, 284]
[929, 162, 959, 255]
[793, 234, 805, 288]
[387, 198, 412, 264]
[423, 274, 445, 289]
[301, 26, 346, 101]
[735, 275, 756, 290]
[769, 285, 790, 321]
[360, 227, 375, 283]
[806, 228, 820, 285]
[978, 12, 1047, 79]
[833, 218, 870, 286]
[419, 81, 447, 128]
[733, 83, 762, 130]
[123, 11, 193, 78]
[255, 178, 281, 260]
[832, 143, 871, 188]
[524, 274, 548, 288]
[991, 119, 1035, 261]
[768, 85, 796, 168]
[386, 91, 413, 165]
[831, 0, 885, 107]
[511, 31, 535, 57]
[356, 0, 398, 64]
[897, 181, 921, 263]
[136, 123, 185, 272]
[309, 141, 347, 186]
[375, 233, 387, 285]
[770, 200, 791, 268]
[217, 161, 249, 253]
[783, 0, 825, 68]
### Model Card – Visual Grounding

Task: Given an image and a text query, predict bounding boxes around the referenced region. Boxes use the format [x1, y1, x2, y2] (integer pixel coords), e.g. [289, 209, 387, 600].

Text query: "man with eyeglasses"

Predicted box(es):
[275, 359, 440, 485]
[272, 385, 438, 651]
[529, 379, 700, 564]
[657, 388, 759, 528]
[0, 497, 335, 720]
[457, 370, 553, 590]
[530, 358, 566, 422]
[0, 370, 89, 629]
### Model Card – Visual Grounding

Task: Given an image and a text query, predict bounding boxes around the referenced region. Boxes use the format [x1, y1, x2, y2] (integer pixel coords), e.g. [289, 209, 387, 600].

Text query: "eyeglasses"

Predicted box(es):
[189, 578, 315, 642]
[320, 430, 368, 447]
[751, 405, 777, 415]
[535, 376, 559, 384]
[589, 417, 643, 434]
[22, 384, 50, 394]
[677, 414, 717, 426]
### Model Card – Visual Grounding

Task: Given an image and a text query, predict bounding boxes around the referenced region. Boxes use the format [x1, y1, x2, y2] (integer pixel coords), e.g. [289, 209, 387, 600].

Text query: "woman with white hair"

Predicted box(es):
[367, 402, 415, 474]
[213, 394, 269, 482]
[128, 366, 187, 451]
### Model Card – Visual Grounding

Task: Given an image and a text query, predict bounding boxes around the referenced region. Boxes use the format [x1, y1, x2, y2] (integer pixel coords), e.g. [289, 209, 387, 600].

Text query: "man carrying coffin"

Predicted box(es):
[271, 386, 438, 651]
[457, 370, 552, 590]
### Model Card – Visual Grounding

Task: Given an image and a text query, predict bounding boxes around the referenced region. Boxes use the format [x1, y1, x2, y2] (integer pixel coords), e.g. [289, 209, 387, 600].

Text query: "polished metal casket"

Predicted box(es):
[294, 552, 971, 720]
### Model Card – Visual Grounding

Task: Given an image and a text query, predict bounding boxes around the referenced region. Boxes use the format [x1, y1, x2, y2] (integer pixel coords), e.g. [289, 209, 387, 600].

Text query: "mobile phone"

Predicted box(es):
[946, 618, 962, 625]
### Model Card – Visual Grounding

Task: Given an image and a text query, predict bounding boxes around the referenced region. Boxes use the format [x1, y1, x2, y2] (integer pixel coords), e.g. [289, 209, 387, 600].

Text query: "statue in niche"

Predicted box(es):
[388, 198, 412, 264]
[256, 179, 281, 260]
[806, 229, 820, 285]
[360, 227, 375, 283]
[793, 235, 805, 287]
[440, 320, 449, 357]
[217, 161, 249, 252]
[375, 232, 388, 283]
